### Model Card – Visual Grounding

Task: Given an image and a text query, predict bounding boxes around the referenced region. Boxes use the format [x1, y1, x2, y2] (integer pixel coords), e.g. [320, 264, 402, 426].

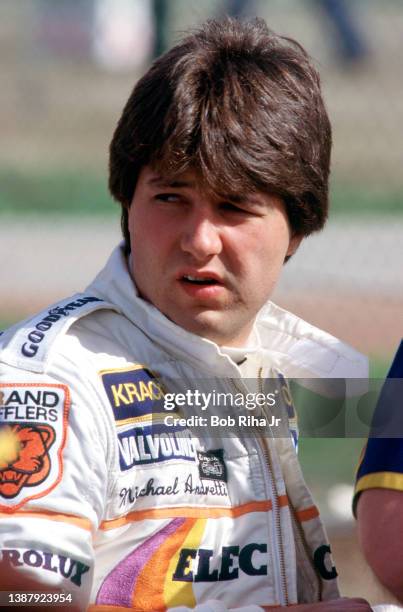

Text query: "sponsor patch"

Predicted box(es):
[173, 542, 268, 582]
[19, 296, 103, 359]
[0, 383, 70, 511]
[118, 422, 196, 470]
[197, 450, 227, 483]
[100, 365, 166, 425]
[1, 548, 90, 587]
[0, 293, 112, 374]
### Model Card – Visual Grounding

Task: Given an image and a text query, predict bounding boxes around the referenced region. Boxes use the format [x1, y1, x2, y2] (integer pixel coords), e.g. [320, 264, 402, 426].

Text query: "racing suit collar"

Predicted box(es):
[86, 243, 368, 384]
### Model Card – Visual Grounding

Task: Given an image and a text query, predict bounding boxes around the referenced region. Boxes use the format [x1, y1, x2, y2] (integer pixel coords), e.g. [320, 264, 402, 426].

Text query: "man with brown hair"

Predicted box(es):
[0, 18, 370, 611]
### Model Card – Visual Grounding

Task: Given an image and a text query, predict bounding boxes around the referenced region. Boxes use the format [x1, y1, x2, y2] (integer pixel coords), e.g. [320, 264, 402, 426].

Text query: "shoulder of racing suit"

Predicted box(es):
[257, 300, 368, 380]
[0, 293, 119, 374]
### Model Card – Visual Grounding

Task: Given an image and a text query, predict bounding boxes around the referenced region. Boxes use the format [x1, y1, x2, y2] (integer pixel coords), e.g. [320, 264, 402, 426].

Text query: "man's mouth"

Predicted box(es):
[181, 275, 219, 285]
[176, 271, 225, 299]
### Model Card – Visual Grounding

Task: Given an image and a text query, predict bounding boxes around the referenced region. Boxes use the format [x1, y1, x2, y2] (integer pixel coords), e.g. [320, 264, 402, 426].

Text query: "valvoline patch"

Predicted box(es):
[100, 365, 166, 425]
[118, 422, 196, 470]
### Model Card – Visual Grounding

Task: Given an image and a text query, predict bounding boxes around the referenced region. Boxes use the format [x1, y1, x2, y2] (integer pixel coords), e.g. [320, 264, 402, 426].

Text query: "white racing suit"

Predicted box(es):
[0, 245, 368, 611]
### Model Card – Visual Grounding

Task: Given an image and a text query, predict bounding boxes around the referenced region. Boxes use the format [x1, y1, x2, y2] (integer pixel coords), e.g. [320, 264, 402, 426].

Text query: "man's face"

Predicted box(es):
[128, 166, 301, 347]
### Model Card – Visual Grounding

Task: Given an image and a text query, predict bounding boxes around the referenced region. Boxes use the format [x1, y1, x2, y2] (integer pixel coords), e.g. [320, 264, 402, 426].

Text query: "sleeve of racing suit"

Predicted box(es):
[0, 360, 109, 611]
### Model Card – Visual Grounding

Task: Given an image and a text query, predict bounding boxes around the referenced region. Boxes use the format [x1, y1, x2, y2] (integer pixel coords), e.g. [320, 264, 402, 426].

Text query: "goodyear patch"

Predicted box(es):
[100, 365, 166, 425]
[0, 383, 70, 511]
[118, 422, 196, 470]
[0, 293, 111, 374]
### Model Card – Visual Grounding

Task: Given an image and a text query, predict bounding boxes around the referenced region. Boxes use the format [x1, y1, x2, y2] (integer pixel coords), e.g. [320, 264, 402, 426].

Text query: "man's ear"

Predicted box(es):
[286, 234, 303, 258]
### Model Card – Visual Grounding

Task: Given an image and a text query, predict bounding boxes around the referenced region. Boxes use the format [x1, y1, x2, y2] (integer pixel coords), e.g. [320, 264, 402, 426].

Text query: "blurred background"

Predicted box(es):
[1, 0, 402, 606]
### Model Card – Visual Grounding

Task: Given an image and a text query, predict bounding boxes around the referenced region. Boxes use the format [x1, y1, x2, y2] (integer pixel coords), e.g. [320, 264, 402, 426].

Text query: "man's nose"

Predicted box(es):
[180, 213, 222, 260]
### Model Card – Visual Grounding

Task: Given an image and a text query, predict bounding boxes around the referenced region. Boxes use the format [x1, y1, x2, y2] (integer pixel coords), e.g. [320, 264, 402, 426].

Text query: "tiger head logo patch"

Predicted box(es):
[0, 424, 56, 499]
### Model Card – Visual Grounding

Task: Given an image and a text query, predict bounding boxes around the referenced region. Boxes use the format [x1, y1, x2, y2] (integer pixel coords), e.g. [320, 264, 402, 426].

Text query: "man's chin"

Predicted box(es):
[170, 310, 226, 341]
[169, 310, 246, 346]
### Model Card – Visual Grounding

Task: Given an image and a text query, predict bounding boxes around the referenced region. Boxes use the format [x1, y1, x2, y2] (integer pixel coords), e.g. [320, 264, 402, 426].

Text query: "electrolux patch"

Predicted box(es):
[197, 449, 227, 482]
[100, 365, 166, 425]
[1, 548, 90, 587]
[0, 383, 70, 511]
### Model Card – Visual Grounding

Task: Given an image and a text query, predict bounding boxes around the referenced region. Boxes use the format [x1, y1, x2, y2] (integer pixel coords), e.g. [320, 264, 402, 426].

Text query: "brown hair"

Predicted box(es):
[109, 18, 332, 253]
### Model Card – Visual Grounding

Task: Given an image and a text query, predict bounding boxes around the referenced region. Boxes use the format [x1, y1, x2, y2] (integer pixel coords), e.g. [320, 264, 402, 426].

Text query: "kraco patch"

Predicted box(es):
[0, 383, 70, 511]
[100, 364, 166, 425]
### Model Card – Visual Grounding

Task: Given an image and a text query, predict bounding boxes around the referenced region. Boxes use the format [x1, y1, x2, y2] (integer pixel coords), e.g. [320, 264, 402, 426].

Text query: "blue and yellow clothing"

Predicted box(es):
[354, 342, 403, 510]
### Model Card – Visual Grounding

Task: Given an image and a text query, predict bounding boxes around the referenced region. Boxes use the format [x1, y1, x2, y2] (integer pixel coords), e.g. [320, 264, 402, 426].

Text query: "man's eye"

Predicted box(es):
[220, 202, 248, 213]
[154, 193, 180, 203]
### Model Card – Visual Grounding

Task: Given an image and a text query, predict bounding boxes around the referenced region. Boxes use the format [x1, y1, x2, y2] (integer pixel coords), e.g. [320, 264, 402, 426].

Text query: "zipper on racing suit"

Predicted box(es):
[231, 368, 289, 606]
[261, 372, 322, 603]
[257, 367, 289, 607]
